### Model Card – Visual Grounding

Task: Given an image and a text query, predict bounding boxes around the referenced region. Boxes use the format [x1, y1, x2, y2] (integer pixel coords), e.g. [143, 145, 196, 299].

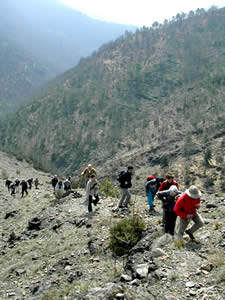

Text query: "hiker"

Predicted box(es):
[81, 164, 97, 185]
[68, 176, 72, 187]
[27, 178, 33, 190]
[55, 180, 64, 190]
[10, 183, 16, 195]
[5, 179, 12, 192]
[174, 185, 204, 240]
[145, 175, 164, 214]
[51, 175, 58, 189]
[64, 179, 72, 191]
[117, 166, 134, 209]
[157, 185, 181, 235]
[34, 178, 39, 189]
[86, 174, 100, 212]
[21, 180, 28, 197]
[15, 178, 20, 193]
[158, 173, 179, 191]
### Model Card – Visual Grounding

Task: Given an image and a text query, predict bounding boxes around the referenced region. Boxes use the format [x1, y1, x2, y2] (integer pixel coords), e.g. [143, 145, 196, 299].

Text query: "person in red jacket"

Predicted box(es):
[174, 185, 204, 240]
[158, 173, 179, 191]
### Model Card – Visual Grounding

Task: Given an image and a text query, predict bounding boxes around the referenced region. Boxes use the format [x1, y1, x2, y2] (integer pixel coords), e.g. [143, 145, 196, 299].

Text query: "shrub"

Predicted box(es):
[109, 216, 146, 256]
[99, 179, 120, 198]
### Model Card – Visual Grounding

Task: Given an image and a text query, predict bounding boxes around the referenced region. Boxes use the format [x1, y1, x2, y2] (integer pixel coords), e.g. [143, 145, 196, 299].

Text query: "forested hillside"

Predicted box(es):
[0, 38, 53, 115]
[0, 0, 135, 112]
[0, 7, 225, 189]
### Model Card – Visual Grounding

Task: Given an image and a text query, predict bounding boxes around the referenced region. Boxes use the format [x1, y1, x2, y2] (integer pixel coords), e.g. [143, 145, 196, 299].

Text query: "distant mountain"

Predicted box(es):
[1, 7, 225, 186]
[0, 38, 53, 114]
[0, 0, 136, 111]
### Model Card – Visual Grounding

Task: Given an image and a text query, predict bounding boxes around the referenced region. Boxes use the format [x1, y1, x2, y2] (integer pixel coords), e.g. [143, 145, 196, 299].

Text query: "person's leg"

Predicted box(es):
[188, 213, 204, 235]
[88, 195, 93, 212]
[177, 218, 189, 239]
[93, 194, 99, 206]
[164, 210, 169, 233]
[124, 189, 131, 207]
[168, 211, 177, 235]
[147, 191, 154, 209]
[119, 188, 126, 208]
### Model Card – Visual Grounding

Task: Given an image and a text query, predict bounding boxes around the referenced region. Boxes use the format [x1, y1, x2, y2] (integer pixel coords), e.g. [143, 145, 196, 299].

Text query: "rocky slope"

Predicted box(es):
[0, 151, 224, 299]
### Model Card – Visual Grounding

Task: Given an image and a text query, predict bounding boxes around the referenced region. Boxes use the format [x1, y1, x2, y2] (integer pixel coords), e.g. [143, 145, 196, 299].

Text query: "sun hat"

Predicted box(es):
[186, 185, 202, 199]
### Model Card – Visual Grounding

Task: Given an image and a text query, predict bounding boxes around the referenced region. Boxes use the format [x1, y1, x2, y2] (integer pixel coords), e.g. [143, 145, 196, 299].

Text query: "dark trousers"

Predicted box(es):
[22, 189, 28, 197]
[163, 209, 177, 235]
[88, 195, 99, 212]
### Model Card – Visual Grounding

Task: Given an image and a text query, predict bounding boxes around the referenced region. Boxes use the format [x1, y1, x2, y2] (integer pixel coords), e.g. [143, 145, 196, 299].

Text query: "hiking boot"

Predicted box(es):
[185, 229, 195, 240]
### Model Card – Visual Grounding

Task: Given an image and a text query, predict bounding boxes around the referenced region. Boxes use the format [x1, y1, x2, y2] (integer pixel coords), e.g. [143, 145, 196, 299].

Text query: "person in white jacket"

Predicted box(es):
[86, 174, 99, 212]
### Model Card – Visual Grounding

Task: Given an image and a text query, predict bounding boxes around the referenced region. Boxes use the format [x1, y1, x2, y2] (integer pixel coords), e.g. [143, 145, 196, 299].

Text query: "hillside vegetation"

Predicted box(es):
[0, 7, 225, 189]
[0, 0, 135, 112]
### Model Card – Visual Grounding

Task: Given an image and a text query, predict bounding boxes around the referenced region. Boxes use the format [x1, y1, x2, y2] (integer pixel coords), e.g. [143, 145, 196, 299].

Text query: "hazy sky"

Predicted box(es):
[60, 0, 224, 26]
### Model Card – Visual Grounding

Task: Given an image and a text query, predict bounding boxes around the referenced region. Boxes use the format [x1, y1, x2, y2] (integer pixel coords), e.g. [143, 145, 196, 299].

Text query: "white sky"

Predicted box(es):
[60, 0, 224, 26]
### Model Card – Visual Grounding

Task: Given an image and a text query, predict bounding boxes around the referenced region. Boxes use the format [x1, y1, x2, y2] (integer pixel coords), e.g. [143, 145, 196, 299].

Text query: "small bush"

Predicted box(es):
[99, 179, 120, 198]
[109, 216, 145, 256]
[174, 239, 185, 248]
[16, 169, 20, 175]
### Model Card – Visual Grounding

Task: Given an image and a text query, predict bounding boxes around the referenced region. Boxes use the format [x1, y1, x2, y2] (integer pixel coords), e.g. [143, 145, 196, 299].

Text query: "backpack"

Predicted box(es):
[117, 170, 126, 182]
[147, 175, 156, 181]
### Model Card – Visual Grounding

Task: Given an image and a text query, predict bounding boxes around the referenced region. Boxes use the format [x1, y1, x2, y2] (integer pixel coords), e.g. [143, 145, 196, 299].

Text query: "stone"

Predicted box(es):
[151, 248, 167, 258]
[116, 293, 124, 299]
[135, 264, 149, 278]
[185, 281, 196, 288]
[16, 269, 26, 276]
[130, 279, 140, 286]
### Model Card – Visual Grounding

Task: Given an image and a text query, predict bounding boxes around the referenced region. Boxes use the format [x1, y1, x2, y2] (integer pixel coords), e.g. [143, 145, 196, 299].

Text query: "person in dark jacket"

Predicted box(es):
[51, 175, 58, 189]
[21, 180, 28, 197]
[157, 185, 181, 235]
[5, 179, 12, 192]
[10, 183, 16, 195]
[118, 166, 134, 209]
[64, 179, 72, 191]
[27, 178, 33, 189]
[15, 178, 20, 193]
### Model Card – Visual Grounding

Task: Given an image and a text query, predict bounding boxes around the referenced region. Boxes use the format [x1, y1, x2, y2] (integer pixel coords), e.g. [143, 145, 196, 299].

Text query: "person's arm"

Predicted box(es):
[81, 168, 87, 176]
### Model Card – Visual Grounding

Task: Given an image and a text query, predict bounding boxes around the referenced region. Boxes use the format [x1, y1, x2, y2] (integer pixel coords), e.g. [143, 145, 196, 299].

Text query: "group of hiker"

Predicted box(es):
[5, 178, 39, 197]
[51, 175, 72, 192]
[5, 162, 204, 241]
[117, 166, 204, 241]
[77, 163, 204, 241]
